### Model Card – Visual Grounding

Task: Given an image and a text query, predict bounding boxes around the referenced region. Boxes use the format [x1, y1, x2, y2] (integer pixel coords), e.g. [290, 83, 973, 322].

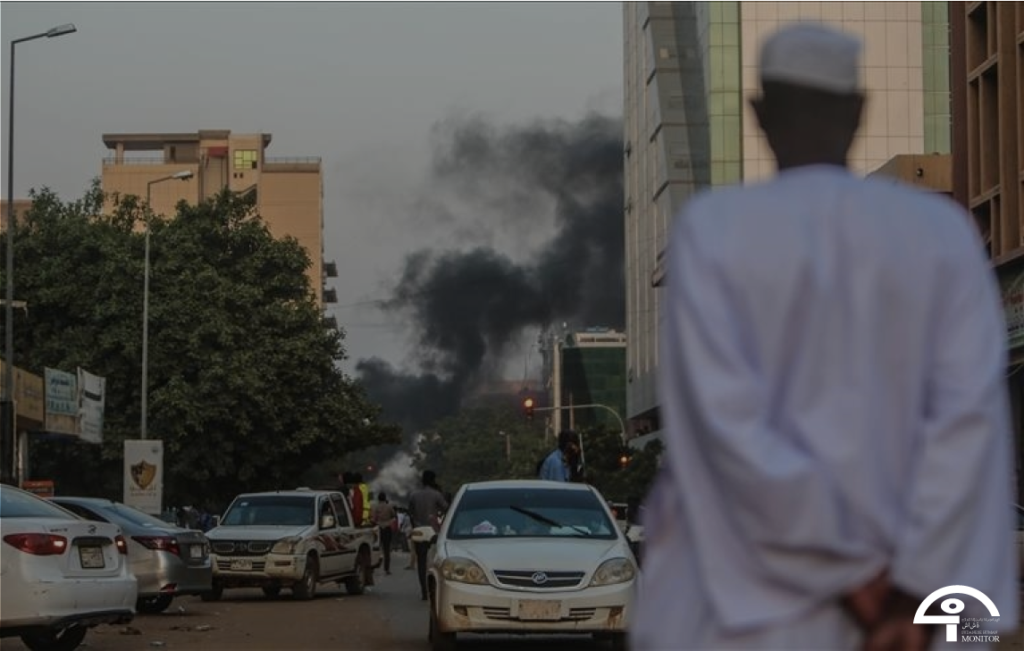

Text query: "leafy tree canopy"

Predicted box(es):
[2, 181, 399, 509]
[410, 404, 661, 506]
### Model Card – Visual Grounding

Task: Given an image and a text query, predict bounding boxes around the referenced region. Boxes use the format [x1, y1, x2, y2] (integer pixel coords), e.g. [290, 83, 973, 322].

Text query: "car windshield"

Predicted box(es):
[447, 487, 617, 540]
[221, 495, 314, 527]
[0, 487, 79, 520]
[101, 502, 176, 529]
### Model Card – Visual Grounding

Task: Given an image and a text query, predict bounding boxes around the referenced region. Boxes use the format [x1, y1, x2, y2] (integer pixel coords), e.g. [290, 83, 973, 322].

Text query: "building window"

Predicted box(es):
[233, 149, 258, 170]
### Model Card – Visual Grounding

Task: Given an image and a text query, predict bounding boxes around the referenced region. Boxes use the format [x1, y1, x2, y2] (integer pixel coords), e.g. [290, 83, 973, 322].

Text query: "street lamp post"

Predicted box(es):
[141, 171, 193, 440]
[2, 24, 77, 484]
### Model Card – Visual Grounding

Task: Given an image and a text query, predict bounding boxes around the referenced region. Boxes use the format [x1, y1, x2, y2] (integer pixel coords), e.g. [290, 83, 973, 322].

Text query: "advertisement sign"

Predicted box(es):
[124, 440, 163, 515]
[0, 362, 45, 423]
[1002, 267, 1024, 351]
[44, 368, 78, 435]
[21, 479, 55, 498]
[77, 368, 106, 444]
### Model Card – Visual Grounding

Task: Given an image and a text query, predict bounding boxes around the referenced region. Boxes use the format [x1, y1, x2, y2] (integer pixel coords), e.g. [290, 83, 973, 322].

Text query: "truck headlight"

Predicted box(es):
[589, 558, 636, 586]
[440, 558, 488, 585]
[271, 536, 302, 554]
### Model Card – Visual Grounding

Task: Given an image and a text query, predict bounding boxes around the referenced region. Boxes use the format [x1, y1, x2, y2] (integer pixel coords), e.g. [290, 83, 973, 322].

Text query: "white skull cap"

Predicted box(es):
[760, 22, 862, 94]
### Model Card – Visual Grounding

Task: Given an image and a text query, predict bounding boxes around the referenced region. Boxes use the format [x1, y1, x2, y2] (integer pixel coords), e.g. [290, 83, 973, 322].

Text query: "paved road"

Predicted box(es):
[5, 555, 1023, 650]
[0, 551, 615, 651]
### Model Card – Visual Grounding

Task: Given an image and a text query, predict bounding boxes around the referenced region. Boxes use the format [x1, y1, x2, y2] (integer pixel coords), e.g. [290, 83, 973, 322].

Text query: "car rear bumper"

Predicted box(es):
[137, 561, 213, 597]
[1, 578, 137, 633]
[435, 579, 633, 634]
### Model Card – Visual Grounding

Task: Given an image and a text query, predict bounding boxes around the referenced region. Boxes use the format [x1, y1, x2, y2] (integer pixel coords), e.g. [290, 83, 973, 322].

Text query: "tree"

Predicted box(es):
[3, 182, 398, 508]
[412, 405, 551, 493]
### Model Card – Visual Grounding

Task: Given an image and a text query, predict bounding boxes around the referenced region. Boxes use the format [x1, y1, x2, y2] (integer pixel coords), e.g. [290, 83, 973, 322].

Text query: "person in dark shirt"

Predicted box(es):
[406, 470, 448, 601]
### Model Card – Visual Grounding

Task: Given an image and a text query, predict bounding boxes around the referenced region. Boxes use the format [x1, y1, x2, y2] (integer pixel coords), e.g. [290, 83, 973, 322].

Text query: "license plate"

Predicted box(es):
[190, 545, 204, 559]
[79, 545, 105, 569]
[230, 559, 253, 571]
[518, 600, 561, 621]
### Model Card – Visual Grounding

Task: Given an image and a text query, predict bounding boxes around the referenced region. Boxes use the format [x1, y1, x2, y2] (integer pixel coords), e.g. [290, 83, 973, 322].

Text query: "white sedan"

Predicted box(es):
[0, 485, 137, 651]
[422, 479, 637, 651]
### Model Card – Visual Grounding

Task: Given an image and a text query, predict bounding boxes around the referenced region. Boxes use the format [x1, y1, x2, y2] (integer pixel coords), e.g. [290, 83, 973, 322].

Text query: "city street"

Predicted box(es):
[2, 553, 1024, 650]
[0, 551, 615, 651]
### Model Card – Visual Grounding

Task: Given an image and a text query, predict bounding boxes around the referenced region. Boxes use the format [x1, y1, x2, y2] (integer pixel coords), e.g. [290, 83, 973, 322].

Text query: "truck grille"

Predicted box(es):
[211, 540, 272, 556]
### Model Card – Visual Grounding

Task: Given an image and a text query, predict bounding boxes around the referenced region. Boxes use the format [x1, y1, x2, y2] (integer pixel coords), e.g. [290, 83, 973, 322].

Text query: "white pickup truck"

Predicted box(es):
[203, 489, 380, 601]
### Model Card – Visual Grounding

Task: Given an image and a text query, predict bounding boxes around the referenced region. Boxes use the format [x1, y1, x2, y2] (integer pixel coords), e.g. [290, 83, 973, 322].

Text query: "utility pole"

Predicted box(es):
[551, 333, 562, 437]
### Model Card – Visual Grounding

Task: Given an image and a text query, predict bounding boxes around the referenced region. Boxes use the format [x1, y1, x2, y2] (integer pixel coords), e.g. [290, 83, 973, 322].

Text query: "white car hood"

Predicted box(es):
[206, 525, 308, 541]
[442, 537, 624, 571]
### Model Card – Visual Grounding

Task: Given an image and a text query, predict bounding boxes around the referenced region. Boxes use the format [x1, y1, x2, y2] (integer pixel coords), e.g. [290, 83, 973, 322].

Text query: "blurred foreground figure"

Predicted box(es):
[632, 22, 1018, 651]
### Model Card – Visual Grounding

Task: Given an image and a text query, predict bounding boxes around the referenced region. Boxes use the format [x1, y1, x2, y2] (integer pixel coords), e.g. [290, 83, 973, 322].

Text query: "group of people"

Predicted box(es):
[336, 468, 449, 601]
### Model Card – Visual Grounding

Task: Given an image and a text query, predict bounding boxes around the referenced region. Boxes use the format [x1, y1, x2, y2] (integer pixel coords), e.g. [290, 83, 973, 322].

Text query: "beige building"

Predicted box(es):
[101, 129, 337, 305]
[623, 2, 949, 442]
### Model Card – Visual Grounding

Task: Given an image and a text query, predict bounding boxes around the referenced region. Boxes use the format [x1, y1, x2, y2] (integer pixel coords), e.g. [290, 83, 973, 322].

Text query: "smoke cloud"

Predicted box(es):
[357, 111, 624, 436]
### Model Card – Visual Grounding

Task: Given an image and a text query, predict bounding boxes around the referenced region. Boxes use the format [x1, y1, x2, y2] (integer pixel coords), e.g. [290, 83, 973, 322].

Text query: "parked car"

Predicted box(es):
[204, 489, 380, 601]
[50, 497, 212, 614]
[0, 484, 136, 651]
[421, 479, 638, 651]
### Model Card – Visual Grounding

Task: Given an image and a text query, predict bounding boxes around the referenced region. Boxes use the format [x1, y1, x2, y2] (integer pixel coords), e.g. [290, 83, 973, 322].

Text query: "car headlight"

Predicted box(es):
[271, 536, 303, 554]
[589, 558, 636, 586]
[440, 557, 489, 585]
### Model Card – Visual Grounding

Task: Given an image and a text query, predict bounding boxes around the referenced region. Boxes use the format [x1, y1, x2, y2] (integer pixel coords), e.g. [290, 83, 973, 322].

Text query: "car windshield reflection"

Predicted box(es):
[447, 488, 615, 540]
[221, 496, 314, 527]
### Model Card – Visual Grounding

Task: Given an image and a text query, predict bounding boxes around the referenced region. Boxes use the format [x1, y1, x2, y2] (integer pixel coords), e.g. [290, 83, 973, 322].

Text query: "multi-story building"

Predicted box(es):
[100, 129, 337, 306]
[623, 2, 949, 444]
[950, 2, 1024, 498]
[540, 328, 627, 437]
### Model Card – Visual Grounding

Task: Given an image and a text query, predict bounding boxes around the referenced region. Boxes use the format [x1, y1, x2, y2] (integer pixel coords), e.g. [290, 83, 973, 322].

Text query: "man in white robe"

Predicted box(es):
[631, 23, 1019, 651]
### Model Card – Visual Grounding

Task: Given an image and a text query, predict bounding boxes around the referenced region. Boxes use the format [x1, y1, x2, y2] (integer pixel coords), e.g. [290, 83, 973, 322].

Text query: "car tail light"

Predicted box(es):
[3, 533, 69, 555]
[115, 534, 129, 555]
[133, 535, 180, 556]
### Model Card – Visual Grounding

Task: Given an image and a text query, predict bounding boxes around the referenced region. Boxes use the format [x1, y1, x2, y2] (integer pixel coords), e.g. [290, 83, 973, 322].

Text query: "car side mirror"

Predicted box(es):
[321, 514, 336, 529]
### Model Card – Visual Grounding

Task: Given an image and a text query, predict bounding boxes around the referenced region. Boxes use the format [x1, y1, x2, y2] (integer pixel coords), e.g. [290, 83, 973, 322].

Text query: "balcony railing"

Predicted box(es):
[102, 157, 174, 165]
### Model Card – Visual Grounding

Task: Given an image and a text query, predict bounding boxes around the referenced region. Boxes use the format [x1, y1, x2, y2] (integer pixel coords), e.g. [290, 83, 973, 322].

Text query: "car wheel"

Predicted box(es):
[292, 554, 318, 600]
[344, 549, 367, 595]
[262, 586, 281, 599]
[136, 594, 174, 614]
[428, 590, 456, 651]
[200, 582, 223, 602]
[20, 626, 88, 651]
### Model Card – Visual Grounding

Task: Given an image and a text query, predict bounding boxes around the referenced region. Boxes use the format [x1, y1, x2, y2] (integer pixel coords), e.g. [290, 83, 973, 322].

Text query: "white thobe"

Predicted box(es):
[632, 165, 1019, 650]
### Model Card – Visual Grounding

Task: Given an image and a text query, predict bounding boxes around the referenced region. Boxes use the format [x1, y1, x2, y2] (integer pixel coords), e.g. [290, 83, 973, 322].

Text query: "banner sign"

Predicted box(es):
[124, 439, 163, 515]
[44, 368, 78, 435]
[1001, 267, 1024, 351]
[77, 368, 106, 445]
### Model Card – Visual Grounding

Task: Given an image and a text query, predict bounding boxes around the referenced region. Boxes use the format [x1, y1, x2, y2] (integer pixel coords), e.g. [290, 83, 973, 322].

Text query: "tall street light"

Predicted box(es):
[3, 23, 77, 484]
[141, 171, 193, 440]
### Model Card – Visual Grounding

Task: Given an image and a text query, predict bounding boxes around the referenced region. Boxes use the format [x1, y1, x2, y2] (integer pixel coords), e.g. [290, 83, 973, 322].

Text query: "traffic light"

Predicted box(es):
[522, 397, 535, 420]
[618, 452, 631, 469]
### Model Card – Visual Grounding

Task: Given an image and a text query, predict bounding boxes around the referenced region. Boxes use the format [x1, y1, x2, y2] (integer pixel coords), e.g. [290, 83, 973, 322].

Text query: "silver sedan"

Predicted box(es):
[50, 497, 212, 614]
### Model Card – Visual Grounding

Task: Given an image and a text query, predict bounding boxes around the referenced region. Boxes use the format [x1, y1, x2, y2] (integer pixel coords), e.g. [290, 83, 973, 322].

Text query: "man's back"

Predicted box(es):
[643, 165, 1017, 636]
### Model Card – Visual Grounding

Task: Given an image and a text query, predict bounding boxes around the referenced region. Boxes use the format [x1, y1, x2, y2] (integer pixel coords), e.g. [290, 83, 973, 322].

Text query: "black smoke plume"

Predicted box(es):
[357, 112, 623, 435]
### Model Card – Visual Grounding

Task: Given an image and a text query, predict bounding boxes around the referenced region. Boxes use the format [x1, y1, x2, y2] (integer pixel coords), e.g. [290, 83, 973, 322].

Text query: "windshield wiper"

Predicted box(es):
[509, 505, 588, 536]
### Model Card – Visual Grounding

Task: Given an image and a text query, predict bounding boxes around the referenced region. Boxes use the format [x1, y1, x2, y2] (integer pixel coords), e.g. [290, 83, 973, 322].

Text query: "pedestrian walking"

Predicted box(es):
[407, 470, 448, 601]
[370, 492, 397, 575]
[632, 22, 1018, 651]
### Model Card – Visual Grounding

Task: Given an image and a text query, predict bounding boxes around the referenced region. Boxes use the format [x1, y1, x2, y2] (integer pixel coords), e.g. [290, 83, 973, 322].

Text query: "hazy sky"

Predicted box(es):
[1, 2, 623, 375]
